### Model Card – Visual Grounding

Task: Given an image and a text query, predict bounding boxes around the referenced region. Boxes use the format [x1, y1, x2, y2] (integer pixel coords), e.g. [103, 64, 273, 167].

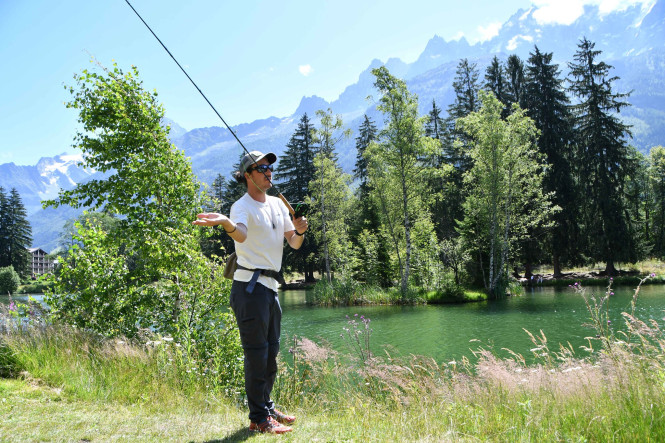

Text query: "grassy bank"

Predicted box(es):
[16, 278, 53, 294]
[306, 278, 488, 306]
[1, 281, 664, 441]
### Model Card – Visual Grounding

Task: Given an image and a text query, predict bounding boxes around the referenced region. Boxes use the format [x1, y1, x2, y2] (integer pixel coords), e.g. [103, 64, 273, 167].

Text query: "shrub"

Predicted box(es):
[0, 266, 20, 295]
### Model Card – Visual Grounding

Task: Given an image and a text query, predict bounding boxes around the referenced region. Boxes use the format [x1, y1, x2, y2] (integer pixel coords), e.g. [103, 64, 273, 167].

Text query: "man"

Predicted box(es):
[193, 151, 308, 434]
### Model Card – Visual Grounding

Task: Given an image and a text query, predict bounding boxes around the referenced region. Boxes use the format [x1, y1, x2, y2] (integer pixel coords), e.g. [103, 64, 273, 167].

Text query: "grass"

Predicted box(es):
[16, 277, 54, 294]
[1, 278, 664, 441]
[307, 278, 488, 306]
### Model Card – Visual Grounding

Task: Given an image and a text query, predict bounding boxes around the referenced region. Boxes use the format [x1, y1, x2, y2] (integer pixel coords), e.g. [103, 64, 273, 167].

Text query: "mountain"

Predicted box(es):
[0, 153, 97, 215]
[162, 117, 187, 139]
[3, 0, 664, 251]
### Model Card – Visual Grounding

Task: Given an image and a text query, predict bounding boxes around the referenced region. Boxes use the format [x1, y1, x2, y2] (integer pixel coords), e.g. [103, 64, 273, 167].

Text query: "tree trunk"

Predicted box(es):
[605, 260, 616, 276]
[524, 262, 533, 281]
[553, 254, 562, 278]
[402, 173, 411, 296]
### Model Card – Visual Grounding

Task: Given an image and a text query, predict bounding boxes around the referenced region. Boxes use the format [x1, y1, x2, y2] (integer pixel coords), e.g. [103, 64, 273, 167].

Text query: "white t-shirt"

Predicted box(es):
[230, 193, 295, 292]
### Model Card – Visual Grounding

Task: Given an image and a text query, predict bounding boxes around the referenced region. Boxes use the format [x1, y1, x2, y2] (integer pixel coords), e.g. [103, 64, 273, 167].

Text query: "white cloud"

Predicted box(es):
[298, 64, 313, 76]
[476, 22, 503, 42]
[531, 0, 653, 25]
[507, 34, 535, 51]
[532, 0, 585, 25]
[451, 31, 466, 41]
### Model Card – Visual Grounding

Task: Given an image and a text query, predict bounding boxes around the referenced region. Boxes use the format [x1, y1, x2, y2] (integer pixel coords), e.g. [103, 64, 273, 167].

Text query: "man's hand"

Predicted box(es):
[293, 216, 308, 234]
[192, 212, 230, 227]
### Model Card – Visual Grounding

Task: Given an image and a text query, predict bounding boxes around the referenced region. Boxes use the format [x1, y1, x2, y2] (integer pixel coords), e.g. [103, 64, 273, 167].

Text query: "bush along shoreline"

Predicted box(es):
[305, 278, 490, 306]
[301, 267, 665, 306]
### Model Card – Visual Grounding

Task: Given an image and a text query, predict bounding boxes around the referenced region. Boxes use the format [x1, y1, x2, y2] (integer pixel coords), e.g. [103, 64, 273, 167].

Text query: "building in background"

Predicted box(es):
[29, 248, 55, 277]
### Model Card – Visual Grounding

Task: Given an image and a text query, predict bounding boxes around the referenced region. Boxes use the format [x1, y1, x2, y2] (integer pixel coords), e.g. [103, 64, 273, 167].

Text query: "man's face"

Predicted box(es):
[245, 158, 273, 192]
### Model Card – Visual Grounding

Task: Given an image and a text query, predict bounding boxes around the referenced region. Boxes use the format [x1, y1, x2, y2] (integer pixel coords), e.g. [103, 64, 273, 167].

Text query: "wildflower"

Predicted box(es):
[8, 301, 16, 312]
[610, 292, 614, 295]
[607, 320, 611, 324]
[574, 282, 579, 286]
[650, 273, 656, 278]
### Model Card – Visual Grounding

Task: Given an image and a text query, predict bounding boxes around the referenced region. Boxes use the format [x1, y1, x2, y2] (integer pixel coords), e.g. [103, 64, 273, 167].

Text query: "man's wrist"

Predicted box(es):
[294, 230, 305, 236]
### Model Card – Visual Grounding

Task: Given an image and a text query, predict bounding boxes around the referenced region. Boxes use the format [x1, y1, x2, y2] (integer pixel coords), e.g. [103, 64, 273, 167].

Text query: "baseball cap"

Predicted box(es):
[240, 150, 277, 173]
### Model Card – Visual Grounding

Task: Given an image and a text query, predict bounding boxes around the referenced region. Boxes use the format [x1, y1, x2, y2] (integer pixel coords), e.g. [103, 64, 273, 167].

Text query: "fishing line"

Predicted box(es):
[123, 0, 297, 214]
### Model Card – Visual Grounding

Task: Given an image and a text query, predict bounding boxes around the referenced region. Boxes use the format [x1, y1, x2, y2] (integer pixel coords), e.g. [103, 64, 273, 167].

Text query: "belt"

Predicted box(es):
[237, 264, 285, 293]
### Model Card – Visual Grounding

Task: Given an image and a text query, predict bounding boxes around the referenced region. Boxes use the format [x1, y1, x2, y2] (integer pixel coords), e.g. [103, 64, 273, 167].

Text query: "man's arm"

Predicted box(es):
[193, 212, 248, 243]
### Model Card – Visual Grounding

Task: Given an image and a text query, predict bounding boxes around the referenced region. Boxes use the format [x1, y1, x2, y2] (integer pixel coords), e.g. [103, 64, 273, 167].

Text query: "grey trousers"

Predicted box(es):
[229, 279, 282, 423]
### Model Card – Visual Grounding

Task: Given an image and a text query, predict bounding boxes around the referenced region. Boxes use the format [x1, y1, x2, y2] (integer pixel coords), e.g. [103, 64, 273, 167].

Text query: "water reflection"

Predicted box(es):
[279, 285, 665, 364]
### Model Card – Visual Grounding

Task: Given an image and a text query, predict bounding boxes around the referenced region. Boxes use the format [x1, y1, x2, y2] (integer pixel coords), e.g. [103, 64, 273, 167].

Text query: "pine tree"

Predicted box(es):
[440, 59, 481, 239]
[447, 59, 480, 126]
[425, 99, 445, 140]
[6, 188, 32, 278]
[200, 173, 231, 259]
[523, 46, 578, 277]
[424, 99, 451, 240]
[275, 114, 318, 281]
[275, 114, 317, 204]
[0, 187, 9, 268]
[567, 37, 637, 275]
[350, 115, 391, 286]
[484, 56, 510, 117]
[506, 54, 526, 108]
[354, 114, 378, 193]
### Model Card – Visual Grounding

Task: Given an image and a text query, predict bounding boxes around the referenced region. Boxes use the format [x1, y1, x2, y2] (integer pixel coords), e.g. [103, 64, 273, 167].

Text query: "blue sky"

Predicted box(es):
[0, 0, 652, 166]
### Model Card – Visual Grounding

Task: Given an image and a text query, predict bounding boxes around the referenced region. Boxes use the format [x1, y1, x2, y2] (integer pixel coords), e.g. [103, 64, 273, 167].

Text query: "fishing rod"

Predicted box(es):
[123, 0, 305, 217]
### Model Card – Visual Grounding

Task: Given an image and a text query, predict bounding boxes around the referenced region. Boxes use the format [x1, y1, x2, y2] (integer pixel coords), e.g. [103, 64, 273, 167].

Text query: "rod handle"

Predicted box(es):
[278, 193, 295, 216]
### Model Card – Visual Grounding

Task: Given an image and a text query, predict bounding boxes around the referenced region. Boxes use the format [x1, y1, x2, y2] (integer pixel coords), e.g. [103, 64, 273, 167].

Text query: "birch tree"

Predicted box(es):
[368, 66, 439, 295]
[311, 108, 351, 281]
[458, 91, 554, 297]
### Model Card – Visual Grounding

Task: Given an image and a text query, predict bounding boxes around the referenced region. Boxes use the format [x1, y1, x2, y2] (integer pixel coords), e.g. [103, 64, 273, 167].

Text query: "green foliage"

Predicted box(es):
[458, 91, 555, 297]
[368, 66, 442, 296]
[38, 61, 242, 393]
[351, 228, 393, 287]
[484, 56, 511, 118]
[309, 108, 354, 281]
[276, 113, 318, 281]
[568, 38, 638, 273]
[649, 146, 665, 255]
[307, 278, 424, 306]
[429, 272, 466, 302]
[523, 46, 578, 275]
[0, 266, 20, 295]
[0, 188, 32, 278]
[16, 276, 53, 294]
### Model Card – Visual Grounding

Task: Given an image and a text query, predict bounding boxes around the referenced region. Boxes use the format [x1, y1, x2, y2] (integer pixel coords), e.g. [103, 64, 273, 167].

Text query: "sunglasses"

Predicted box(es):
[248, 164, 274, 173]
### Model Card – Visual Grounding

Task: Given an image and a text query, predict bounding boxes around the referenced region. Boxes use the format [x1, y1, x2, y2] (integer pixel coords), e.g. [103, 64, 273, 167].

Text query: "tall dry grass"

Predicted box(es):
[1, 277, 664, 440]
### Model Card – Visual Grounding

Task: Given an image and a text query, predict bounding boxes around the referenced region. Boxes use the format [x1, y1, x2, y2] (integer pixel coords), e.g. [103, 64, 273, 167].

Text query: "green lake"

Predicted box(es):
[279, 284, 665, 363]
[4, 284, 665, 364]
